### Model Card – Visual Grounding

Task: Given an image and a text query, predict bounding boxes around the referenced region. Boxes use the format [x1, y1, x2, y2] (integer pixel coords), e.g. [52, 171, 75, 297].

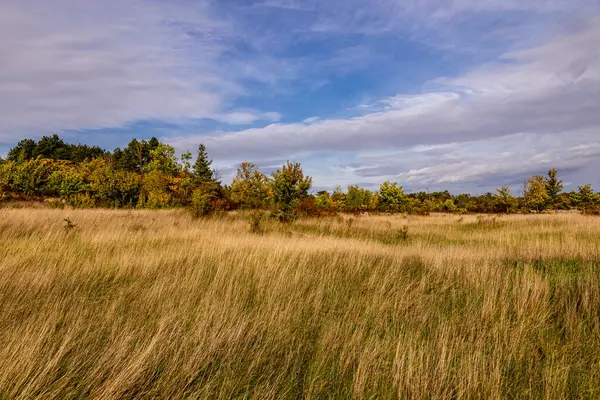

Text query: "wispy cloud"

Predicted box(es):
[0, 1, 228, 141]
[216, 110, 282, 125]
[2, 0, 599, 192]
[170, 16, 600, 189]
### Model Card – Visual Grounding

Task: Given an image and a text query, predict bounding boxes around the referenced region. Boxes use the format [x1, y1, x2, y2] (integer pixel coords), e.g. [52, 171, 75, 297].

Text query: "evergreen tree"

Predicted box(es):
[113, 137, 159, 174]
[544, 168, 563, 209]
[34, 134, 67, 159]
[7, 139, 36, 162]
[7, 135, 105, 163]
[193, 144, 216, 184]
[571, 184, 597, 212]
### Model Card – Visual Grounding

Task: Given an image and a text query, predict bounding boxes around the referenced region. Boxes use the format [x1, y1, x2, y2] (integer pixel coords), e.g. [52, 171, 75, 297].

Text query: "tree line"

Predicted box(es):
[1, 135, 599, 218]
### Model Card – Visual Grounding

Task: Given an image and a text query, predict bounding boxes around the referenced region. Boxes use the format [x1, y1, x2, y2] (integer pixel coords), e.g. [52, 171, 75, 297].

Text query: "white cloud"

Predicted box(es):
[303, 117, 321, 124]
[0, 0, 238, 142]
[172, 17, 599, 155]
[169, 16, 600, 189]
[340, 129, 600, 192]
[217, 110, 282, 125]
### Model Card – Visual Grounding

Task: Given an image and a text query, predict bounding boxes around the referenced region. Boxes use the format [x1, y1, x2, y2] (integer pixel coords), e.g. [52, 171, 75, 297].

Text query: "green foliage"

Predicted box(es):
[441, 199, 458, 213]
[495, 186, 517, 214]
[315, 191, 336, 214]
[345, 185, 373, 213]
[0, 160, 15, 198]
[180, 151, 192, 172]
[193, 144, 217, 184]
[331, 186, 346, 212]
[48, 165, 87, 198]
[141, 170, 174, 209]
[523, 175, 549, 212]
[87, 159, 141, 207]
[8, 134, 106, 163]
[378, 181, 406, 213]
[113, 137, 159, 174]
[271, 161, 312, 222]
[545, 168, 563, 209]
[1, 134, 598, 217]
[68, 193, 96, 208]
[145, 143, 180, 176]
[8, 157, 69, 196]
[190, 182, 220, 218]
[230, 162, 271, 209]
[7, 139, 36, 163]
[571, 184, 598, 213]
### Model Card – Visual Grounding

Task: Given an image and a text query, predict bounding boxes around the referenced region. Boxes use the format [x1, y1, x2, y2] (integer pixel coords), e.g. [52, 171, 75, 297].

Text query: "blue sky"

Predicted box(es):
[1, 0, 599, 193]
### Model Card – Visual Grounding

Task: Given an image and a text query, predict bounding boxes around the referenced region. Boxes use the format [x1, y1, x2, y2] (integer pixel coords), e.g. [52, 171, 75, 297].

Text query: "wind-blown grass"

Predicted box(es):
[1, 209, 599, 398]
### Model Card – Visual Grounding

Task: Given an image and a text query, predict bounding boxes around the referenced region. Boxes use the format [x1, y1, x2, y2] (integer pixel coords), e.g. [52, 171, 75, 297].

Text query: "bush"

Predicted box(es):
[190, 183, 219, 218]
[295, 196, 320, 217]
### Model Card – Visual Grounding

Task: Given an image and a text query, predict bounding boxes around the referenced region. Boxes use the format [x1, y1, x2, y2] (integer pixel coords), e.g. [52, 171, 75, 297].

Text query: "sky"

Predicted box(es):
[1, 0, 599, 193]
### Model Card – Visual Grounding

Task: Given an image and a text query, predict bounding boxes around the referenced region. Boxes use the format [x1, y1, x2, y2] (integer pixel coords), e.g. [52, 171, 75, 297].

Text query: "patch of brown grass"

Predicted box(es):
[1, 209, 600, 398]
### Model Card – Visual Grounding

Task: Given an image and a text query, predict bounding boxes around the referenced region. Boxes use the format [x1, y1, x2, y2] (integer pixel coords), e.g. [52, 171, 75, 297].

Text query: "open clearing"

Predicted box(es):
[1, 209, 600, 398]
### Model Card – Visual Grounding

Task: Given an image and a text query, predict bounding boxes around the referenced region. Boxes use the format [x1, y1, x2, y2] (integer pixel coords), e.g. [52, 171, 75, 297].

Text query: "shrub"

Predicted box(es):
[190, 183, 220, 218]
[295, 196, 320, 217]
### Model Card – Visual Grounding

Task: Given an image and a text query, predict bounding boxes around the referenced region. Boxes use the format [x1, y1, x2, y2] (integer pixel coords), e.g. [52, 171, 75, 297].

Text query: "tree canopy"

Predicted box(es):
[1, 134, 598, 215]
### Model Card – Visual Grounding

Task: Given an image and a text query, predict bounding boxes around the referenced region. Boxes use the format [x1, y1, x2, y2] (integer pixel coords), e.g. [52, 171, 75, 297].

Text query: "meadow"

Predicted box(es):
[1, 208, 600, 399]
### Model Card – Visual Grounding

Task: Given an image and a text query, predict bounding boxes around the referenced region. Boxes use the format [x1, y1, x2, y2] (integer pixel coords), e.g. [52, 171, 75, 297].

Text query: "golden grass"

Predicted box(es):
[1, 209, 600, 398]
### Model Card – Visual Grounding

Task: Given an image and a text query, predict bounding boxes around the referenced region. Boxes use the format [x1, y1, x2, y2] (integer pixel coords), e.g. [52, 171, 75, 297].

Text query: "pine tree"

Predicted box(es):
[193, 144, 216, 184]
[545, 168, 563, 209]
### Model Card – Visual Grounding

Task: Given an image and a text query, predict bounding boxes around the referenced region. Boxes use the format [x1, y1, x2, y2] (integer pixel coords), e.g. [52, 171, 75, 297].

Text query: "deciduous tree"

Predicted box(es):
[523, 175, 549, 212]
[271, 161, 312, 222]
[495, 186, 517, 214]
[378, 181, 406, 213]
[230, 162, 271, 209]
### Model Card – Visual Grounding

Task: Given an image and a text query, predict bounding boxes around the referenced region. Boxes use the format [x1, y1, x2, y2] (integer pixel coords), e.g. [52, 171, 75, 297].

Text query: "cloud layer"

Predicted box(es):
[2, 0, 599, 192]
[0, 0, 238, 141]
[170, 16, 600, 191]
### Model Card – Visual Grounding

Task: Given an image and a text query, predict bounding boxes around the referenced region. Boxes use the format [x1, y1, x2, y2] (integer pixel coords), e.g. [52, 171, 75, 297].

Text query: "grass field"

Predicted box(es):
[1, 209, 600, 399]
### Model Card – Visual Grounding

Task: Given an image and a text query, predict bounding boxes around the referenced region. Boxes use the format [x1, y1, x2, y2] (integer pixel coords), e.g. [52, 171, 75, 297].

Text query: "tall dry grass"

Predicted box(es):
[1, 209, 599, 399]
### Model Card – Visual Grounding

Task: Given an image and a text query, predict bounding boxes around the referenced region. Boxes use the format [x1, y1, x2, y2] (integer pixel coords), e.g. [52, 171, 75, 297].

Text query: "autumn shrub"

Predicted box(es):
[230, 162, 272, 210]
[190, 183, 220, 218]
[294, 196, 320, 217]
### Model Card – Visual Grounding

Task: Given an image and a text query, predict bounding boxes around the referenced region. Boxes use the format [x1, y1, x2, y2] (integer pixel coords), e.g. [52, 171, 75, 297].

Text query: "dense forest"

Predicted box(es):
[0, 134, 599, 218]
